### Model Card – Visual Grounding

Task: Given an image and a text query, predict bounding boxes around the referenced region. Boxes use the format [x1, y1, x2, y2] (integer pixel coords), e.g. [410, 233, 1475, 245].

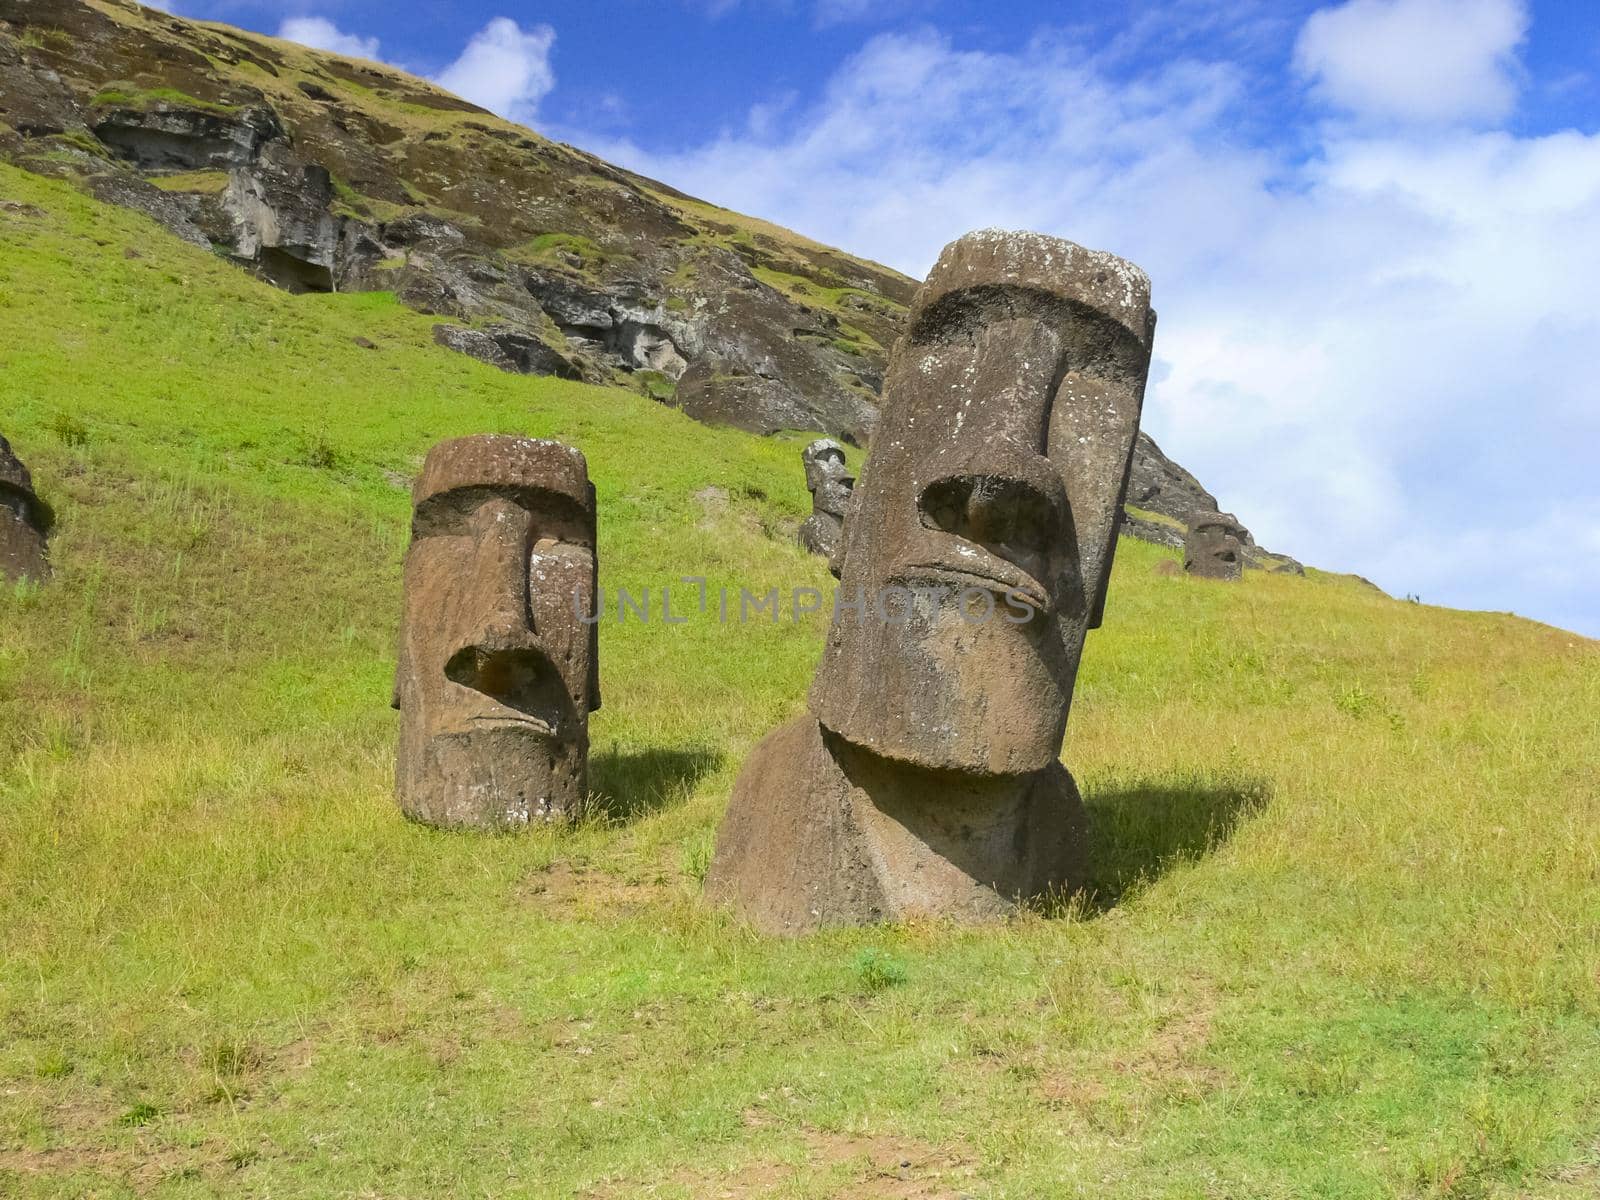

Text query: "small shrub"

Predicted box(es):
[21, 28, 73, 53]
[203, 1038, 263, 1078]
[635, 370, 676, 402]
[118, 1102, 162, 1127]
[854, 948, 908, 994]
[34, 1050, 73, 1079]
[47, 411, 89, 447]
[682, 831, 714, 883]
[298, 433, 341, 471]
[1335, 683, 1375, 719]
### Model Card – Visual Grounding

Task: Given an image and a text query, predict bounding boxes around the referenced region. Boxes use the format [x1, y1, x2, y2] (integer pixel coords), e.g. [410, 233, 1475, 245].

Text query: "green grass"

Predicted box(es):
[1, 161, 1598, 1198]
[509, 231, 612, 273]
[146, 171, 230, 196]
[1125, 503, 1186, 531]
[88, 86, 238, 116]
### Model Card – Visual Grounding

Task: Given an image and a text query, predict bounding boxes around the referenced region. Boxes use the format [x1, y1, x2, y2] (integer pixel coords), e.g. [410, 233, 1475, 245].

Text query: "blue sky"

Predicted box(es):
[160, 0, 1600, 637]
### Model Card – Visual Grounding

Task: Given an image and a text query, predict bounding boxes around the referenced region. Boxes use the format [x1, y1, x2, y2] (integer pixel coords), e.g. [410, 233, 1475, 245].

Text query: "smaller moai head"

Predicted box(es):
[0, 434, 52, 585]
[798, 438, 855, 576]
[801, 438, 854, 519]
[1184, 511, 1247, 581]
[394, 436, 599, 830]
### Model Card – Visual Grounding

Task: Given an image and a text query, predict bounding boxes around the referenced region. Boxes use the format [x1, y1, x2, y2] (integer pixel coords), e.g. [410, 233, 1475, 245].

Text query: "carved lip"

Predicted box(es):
[466, 713, 558, 737]
[895, 559, 1051, 615]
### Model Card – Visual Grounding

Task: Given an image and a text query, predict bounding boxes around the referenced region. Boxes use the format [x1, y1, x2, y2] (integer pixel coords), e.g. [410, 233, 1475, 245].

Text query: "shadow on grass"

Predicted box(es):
[1078, 773, 1272, 914]
[587, 744, 725, 824]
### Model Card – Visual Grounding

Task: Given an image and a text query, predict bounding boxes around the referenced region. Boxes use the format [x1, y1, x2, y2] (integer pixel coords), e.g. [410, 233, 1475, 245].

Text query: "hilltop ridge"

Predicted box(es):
[1, 0, 1290, 563]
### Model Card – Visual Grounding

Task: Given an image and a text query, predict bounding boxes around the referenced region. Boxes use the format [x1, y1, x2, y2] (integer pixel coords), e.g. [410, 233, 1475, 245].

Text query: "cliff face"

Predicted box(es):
[0, 0, 1285, 560]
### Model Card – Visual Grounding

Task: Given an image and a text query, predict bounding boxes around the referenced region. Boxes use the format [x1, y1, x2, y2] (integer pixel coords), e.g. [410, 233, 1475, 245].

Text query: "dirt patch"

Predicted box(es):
[586, 1123, 975, 1199]
[519, 862, 669, 913]
[0, 1142, 219, 1189]
[1039, 986, 1225, 1113]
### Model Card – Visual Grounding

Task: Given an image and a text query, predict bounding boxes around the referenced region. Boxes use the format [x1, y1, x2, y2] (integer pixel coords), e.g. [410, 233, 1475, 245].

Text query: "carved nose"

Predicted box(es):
[464, 496, 538, 643]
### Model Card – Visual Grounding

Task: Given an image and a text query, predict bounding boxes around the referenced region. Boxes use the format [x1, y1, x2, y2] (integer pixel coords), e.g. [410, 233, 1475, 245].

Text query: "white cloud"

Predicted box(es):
[277, 17, 382, 62]
[578, 25, 1600, 637]
[1294, 0, 1529, 125]
[433, 17, 556, 125]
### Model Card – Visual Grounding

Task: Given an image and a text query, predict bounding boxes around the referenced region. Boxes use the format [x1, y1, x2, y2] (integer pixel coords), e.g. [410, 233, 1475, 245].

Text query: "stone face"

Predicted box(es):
[707, 230, 1156, 932]
[1184, 511, 1247, 581]
[0, 434, 51, 584]
[797, 438, 853, 575]
[810, 229, 1155, 776]
[393, 436, 600, 830]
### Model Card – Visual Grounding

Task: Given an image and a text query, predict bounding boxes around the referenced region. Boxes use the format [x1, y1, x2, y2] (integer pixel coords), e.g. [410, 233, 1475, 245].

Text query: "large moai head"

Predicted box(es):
[1184, 511, 1246, 582]
[394, 436, 600, 830]
[0, 434, 52, 585]
[809, 230, 1155, 775]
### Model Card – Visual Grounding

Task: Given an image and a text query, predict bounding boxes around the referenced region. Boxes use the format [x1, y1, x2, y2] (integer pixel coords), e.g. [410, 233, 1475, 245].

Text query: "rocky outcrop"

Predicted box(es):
[91, 101, 281, 170]
[432, 324, 581, 379]
[217, 140, 338, 291]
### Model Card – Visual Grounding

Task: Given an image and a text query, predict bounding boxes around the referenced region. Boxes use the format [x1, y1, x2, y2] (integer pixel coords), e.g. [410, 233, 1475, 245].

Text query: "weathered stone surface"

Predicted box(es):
[0, 433, 51, 584]
[1126, 432, 1220, 532]
[393, 436, 600, 830]
[432, 324, 582, 380]
[708, 230, 1156, 932]
[1184, 511, 1247, 581]
[797, 438, 852, 574]
[82, 170, 211, 248]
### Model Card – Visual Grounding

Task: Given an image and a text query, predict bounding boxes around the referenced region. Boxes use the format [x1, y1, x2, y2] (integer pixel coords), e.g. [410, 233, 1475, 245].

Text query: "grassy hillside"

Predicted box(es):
[2, 162, 1598, 1198]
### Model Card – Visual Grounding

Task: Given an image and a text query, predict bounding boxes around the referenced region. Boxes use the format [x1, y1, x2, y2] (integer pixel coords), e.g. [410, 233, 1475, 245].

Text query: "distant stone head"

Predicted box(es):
[1185, 511, 1247, 582]
[0, 434, 51, 585]
[797, 437, 853, 576]
[393, 436, 599, 830]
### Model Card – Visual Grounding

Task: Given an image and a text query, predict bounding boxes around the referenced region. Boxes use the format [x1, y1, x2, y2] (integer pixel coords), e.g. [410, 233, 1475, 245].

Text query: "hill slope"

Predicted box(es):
[2, 163, 1599, 1198]
[0, 0, 1293, 565]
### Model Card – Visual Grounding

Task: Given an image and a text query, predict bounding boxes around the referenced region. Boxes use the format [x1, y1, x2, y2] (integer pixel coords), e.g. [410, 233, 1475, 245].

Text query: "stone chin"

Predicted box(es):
[398, 724, 580, 831]
[810, 584, 1069, 777]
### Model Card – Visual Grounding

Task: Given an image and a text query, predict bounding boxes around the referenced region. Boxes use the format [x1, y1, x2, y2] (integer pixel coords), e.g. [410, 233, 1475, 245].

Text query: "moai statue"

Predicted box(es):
[394, 436, 600, 830]
[707, 230, 1156, 933]
[1184, 511, 1246, 581]
[797, 438, 853, 577]
[0, 434, 51, 585]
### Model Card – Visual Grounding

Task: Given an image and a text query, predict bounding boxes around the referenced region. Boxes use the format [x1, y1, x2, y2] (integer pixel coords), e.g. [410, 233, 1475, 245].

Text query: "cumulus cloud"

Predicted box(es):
[277, 16, 382, 62]
[691, 0, 924, 25]
[580, 23, 1600, 636]
[1294, 0, 1529, 125]
[434, 17, 556, 125]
